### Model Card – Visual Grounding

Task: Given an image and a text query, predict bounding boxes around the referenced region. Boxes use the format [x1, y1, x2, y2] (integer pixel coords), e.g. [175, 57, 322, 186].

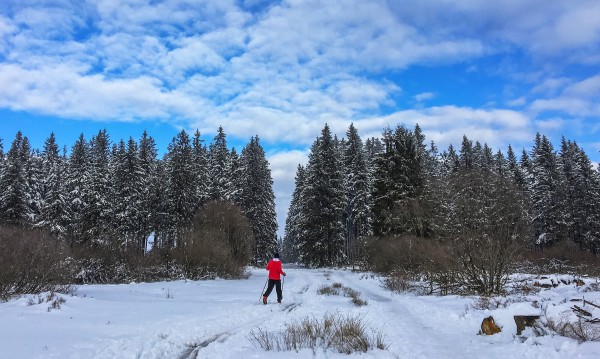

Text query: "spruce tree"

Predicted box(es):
[371, 126, 424, 236]
[283, 164, 305, 263]
[507, 145, 526, 190]
[81, 129, 112, 244]
[164, 130, 196, 247]
[343, 124, 372, 265]
[208, 126, 229, 201]
[240, 136, 277, 264]
[298, 124, 346, 267]
[37, 133, 69, 237]
[192, 130, 209, 207]
[529, 134, 567, 248]
[65, 134, 89, 246]
[226, 147, 244, 205]
[0, 132, 29, 225]
[139, 130, 159, 251]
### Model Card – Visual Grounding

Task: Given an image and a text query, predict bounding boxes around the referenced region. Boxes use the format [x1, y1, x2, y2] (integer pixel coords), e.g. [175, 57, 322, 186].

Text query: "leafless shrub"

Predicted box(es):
[317, 285, 339, 296]
[177, 201, 254, 279]
[317, 283, 368, 306]
[350, 296, 368, 307]
[521, 241, 600, 277]
[0, 226, 70, 300]
[248, 313, 387, 354]
[366, 235, 461, 295]
[546, 316, 600, 342]
[384, 272, 413, 293]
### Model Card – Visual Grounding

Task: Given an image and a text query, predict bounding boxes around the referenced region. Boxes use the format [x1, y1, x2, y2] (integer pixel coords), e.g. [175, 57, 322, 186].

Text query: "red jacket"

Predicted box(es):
[266, 258, 285, 280]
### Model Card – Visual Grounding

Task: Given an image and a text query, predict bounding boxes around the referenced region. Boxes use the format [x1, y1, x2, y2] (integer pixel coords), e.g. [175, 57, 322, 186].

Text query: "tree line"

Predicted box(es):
[0, 127, 277, 265]
[284, 123, 600, 269]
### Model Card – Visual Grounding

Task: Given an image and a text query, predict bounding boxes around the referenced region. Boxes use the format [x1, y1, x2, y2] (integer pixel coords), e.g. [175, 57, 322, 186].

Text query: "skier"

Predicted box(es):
[263, 252, 286, 304]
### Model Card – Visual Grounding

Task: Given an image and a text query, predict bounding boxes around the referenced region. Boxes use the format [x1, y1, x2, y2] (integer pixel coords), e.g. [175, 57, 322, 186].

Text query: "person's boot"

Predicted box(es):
[262, 296, 267, 305]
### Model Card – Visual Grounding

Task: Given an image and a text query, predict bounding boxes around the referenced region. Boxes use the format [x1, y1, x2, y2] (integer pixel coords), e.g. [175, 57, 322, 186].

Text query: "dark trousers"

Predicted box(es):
[263, 279, 282, 302]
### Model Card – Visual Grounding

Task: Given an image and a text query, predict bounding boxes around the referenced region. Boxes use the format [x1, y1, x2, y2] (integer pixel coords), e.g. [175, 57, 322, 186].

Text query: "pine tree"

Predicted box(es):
[208, 126, 229, 201]
[226, 147, 244, 205]
[192, 130, 209, 207]
[529, 134, 567, 248]
[441, 144, 460, 175]
[371, 126, 424, 236]
[561, 140, 600, 252]
[164, 129, 196, 246]
[22, 137, 42, 224]
[298, 124, 346, 267]
[65, 134, 89, 246]
[81, 129, 112, 245]
[494, 149, 507, 177]
[110, 137, 144, 249]
[507, 145, 526, 190]
[240, 136, 277, 264]
[139, 130, 159, 251]
[37, 133, 69, 237]
[343, 124, 372, 265]
[283, 164, 305, 263]
[459, 135, 474, 170]
[0, 132, 29, 225]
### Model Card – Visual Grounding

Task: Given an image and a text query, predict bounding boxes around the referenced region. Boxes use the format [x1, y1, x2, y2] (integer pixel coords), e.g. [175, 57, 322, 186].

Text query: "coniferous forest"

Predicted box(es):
[0, 127, 277, 297]
[2, 123, 600, 298]
[283, 123, 600, 294]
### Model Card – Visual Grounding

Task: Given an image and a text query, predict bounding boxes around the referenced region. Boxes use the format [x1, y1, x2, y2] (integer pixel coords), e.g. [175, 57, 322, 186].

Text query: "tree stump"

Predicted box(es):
[514, 315, 540, 335]
[480, 316, 501, 335]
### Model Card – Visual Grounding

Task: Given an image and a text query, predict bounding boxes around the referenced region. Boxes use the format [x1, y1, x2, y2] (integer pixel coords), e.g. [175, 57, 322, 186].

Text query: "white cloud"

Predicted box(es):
[530, 74, 600, 117]
[506, 96, 526, 107]
[414, 92, 435, 102]
[268, 149, 309, 236]
[1, 0, 600, 233]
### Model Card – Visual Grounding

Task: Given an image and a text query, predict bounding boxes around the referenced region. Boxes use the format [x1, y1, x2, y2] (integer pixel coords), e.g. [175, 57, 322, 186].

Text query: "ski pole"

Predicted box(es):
[260, 278, 268, 302]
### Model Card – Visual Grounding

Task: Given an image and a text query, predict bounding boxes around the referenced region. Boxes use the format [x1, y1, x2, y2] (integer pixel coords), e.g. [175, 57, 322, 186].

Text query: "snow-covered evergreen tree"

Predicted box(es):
[226, 147, 244, 205]
[65, 134, 89, 246]
[208, 126, 229, 201]
[0, 132, 29, 225]
[138, 130, 159, 251]
[371, 126, 424, 236]
[459, 135, 474, 170]
[81, 129, 112, 245]
[240, 136, 277, 264]
[343, 124, 372, 264]
[164, 130, 196, 247]
[192, 130, 209, 207]
[283, 164, 305, 263]
[298, 124, 346, 267]
[110, 137, 144, 249]
[507, 145, 526, 190]
[560, 139, 600, 252]
[529, 133, 567, 248]
[22, 137, 42, 224]
[37, 133, 69, 237]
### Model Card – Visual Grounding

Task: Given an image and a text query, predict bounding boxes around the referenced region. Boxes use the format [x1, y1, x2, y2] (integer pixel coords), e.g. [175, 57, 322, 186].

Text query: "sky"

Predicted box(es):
[1, 0, 600, 237]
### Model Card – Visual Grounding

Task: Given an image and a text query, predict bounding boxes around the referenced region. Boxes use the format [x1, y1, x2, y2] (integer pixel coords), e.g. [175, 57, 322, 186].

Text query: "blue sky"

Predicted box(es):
[1, 0, 600, 236]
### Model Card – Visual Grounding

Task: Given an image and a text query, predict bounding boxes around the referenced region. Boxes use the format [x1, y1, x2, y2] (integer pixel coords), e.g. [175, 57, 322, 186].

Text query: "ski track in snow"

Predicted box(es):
[1, 268, 600, 358]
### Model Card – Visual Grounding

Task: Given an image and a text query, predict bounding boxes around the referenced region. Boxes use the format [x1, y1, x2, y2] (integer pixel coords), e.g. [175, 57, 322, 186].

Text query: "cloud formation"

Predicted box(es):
[1, 0, 599, 234]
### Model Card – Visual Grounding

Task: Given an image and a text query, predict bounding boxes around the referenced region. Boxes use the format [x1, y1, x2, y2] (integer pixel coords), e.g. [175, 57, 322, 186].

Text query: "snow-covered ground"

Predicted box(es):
[1, 267, 599, 358]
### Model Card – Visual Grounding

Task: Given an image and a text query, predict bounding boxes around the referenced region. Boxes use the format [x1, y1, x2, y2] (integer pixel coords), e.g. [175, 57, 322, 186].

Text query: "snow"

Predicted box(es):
[1, 268, 599, 358]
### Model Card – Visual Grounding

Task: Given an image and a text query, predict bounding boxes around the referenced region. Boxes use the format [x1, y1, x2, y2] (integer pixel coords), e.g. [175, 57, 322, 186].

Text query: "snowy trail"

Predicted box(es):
[1, 268, 599, 358]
